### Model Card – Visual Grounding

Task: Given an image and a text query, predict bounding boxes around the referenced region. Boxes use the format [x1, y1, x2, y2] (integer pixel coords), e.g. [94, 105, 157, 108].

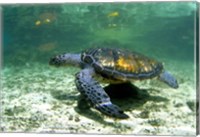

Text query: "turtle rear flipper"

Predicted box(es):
[158, 71, 178, 89]
[75, 68, 129, 119]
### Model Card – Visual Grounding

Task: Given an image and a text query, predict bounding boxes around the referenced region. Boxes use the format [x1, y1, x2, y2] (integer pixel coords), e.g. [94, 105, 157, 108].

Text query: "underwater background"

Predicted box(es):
[1, 1, 198, 135]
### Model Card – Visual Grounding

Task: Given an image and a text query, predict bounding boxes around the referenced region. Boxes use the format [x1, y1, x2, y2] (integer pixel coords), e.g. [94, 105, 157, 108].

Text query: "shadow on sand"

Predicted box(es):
[74, 82, 169, 126]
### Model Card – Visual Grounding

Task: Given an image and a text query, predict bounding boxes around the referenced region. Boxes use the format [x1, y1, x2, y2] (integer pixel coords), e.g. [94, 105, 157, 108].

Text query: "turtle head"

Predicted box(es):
[158, 71, 179, 89]
[49, 53, 82, 67]
[49, 55, 63, 67]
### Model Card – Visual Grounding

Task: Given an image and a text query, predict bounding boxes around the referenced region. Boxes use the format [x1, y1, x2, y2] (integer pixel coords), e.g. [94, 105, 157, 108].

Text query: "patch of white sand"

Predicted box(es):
[1, 62, 196, 135]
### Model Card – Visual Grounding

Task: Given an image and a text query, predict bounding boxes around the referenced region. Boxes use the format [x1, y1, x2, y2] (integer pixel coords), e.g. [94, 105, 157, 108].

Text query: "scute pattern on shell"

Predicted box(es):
[81, 48, 163, 81]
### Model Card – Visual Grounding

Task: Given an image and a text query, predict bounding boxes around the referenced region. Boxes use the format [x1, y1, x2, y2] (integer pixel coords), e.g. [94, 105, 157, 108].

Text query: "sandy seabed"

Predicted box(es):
[0, 59, 196, 135]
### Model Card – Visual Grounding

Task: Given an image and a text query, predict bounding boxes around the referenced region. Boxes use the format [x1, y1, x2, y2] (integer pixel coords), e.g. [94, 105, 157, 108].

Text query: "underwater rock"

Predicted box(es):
[186, 101, 195, 112]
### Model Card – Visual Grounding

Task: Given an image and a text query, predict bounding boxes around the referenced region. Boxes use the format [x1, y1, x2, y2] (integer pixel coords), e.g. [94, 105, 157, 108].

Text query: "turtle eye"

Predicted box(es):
[83, 55, 94, 64]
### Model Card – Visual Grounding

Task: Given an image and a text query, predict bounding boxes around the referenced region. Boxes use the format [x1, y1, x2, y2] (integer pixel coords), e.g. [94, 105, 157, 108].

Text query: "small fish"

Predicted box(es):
[35, 18, 51, 26]
[107, 11, 119, 17]
[108, 23, 117, 27]
[44, 18, 51, 23]
[35, 20, 41, 26]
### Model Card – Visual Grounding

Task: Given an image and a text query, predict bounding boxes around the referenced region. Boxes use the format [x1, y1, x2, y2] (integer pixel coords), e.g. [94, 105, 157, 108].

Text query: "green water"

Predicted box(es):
[2, 2, 196, 66]
[1, 2, 198, 135]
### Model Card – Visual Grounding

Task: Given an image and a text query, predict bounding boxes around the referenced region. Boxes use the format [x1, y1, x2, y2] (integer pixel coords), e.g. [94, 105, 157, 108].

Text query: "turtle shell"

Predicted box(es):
[81, 48, 163, 81]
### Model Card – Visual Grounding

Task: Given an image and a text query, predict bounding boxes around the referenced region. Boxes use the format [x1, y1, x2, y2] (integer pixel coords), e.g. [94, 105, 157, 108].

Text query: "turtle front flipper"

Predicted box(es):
[75, 68, 129, 119]
[158, 71, 179, 89]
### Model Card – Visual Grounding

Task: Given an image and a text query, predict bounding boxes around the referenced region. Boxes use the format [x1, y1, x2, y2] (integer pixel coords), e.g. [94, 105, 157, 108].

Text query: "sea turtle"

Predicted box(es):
[49, 47, 178, 119]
